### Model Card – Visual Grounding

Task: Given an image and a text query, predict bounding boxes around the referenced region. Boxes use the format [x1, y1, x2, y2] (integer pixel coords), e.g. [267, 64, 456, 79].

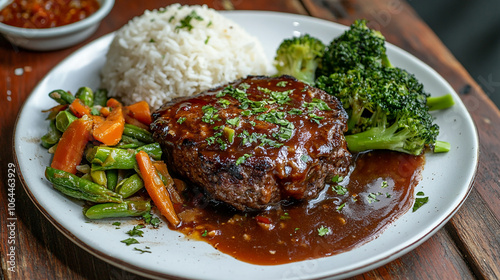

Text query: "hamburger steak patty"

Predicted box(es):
[151, 75, 352, 211]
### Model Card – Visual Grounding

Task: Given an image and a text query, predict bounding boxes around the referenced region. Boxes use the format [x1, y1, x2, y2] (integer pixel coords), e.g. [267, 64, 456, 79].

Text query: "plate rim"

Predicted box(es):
[12, 10, 480, 280]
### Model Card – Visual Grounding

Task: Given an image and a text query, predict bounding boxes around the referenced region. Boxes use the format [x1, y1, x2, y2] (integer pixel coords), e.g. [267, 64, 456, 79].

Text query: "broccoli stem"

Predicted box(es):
[433, 140, 451, 153]
[427, 94, 455, 111]
[344, 122, 426, 155]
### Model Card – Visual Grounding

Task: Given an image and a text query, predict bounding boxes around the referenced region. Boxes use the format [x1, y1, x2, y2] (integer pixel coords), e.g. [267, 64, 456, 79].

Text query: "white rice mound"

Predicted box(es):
[101, 4, 274, 109]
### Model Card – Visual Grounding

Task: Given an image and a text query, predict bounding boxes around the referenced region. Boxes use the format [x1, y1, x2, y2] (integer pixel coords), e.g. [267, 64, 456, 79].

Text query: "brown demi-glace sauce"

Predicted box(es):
[172, 150, 424, 265]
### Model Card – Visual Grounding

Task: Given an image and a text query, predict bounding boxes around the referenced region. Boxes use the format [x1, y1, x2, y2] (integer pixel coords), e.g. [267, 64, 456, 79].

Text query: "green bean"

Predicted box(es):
[90, 147, 136, 170]
[41, 119, 61, 148]
[136, 143, 162, 160]
[116, 135, 146, 149]
[115, 174, 144, 198]
[75, 86, 94, 107]
[84, 199, 151, 219]
[48, 89, 75, 105]
[123, 124, 155, 143]
[55, 110, 78, 132]
[93, 88, 108, 107]
[90, 170, 107, 186]
[45, 167, 122, 203]
[106, 169, 119, 191]
[90, 143, 162, 170]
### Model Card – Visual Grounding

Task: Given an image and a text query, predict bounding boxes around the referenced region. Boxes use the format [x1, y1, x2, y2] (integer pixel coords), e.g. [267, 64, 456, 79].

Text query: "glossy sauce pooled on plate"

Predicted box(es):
[169, 149, 424, 265]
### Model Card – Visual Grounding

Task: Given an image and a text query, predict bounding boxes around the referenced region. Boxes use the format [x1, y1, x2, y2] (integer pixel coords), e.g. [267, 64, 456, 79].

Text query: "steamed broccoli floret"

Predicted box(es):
[274, 34, 325, 84]
[316, 67, 440, 155]
[317, 19, 392, 76]
[313, 19, 453, 155]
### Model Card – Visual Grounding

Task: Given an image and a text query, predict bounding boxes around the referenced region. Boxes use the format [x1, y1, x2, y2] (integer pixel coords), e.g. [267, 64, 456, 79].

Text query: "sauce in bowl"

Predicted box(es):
[0, 0, 100, 28]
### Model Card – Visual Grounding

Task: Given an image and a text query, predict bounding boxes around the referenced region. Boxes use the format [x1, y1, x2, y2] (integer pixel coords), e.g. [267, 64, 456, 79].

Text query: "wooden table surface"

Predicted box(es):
[1, 0, 499, 279]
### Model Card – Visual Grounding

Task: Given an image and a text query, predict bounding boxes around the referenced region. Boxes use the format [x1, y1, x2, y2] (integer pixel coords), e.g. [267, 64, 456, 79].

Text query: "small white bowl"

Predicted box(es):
[0, 0, 114, 51]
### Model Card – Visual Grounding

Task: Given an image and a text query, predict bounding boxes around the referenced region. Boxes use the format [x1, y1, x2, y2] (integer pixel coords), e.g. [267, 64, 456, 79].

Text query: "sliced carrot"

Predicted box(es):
[100, 106, 111, 117]
[123, 108, 149, 130]
[136, 151, 181, 227]
[106, 97, 122, 108]
[42, 104, 68, 120]
[92, 105, 125, 146]
[51, 117, 93, 174]
[69, 99, 91, 118]
[152, 161, 183, 204]
[126, 101, 152, 125]
[91, 114, 105, 128]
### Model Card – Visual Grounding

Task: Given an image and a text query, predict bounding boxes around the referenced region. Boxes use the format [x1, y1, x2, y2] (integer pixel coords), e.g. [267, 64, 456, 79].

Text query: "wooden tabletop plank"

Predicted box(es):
[446, 190, 500, 279]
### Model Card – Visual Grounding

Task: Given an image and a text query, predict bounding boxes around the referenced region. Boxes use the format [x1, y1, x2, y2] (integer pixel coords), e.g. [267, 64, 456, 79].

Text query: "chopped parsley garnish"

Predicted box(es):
[317, 226, 331, 236]
[276, 81, 288, 87]
[121, 238, 139, 246]
[143, 212, 161, 228]
[221, 85, 248, 101]
[288, 108, 303, 115]
[336, 202, 346, 212]
[333, 185, 348, 195]
[259, 137, 284, 148]
[150, 217, 161, 228]
[274, 123, 294, 141]
[412, 192, 429, 212]
[308, 113, 324, 124]
[206, 131, 223, 145]
[302, 98, 332, 111]
[226, 117, 240, 127]
[149, 38, 156, 43]
[257, 86, 292, 104]
[241, 110, 252, 116]
[280, 213, 291, 220]
[204, 36, 210, 44]
[216, 138, 227, 150]
[90, 107, 100, 116]
[367, 192, 383, 203]
[134, 247, 152, 254]
[175, 10, 203, 31]
[239, 131, 284, 148]
[177, 117, 187, 124]
[218, 99, 231, 108]
[239, 83, 250, 90]
[300, 154, 310, 163]
[126, 225, 145, 237]
[112, 222, 121, 226]
[201, 105, 219, 124]
[331, 175, 344, 183]
[256, 110, 287, 125]
[236, 153, 253, 165]
[201, 230, 208, 237]
[381, 181, 389, 188]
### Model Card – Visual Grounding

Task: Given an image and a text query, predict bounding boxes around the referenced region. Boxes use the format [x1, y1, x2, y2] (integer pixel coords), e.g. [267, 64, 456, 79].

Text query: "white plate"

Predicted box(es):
[14, 11, 479, 280]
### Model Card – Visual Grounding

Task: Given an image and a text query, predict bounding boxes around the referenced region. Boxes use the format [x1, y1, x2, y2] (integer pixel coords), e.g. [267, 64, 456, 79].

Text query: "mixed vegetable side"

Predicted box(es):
[41, 87, 181, 227]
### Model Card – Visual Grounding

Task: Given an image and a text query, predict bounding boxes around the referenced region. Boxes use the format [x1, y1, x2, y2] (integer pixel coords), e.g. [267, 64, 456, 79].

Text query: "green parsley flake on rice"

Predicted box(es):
[101, 4, 273, 109]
